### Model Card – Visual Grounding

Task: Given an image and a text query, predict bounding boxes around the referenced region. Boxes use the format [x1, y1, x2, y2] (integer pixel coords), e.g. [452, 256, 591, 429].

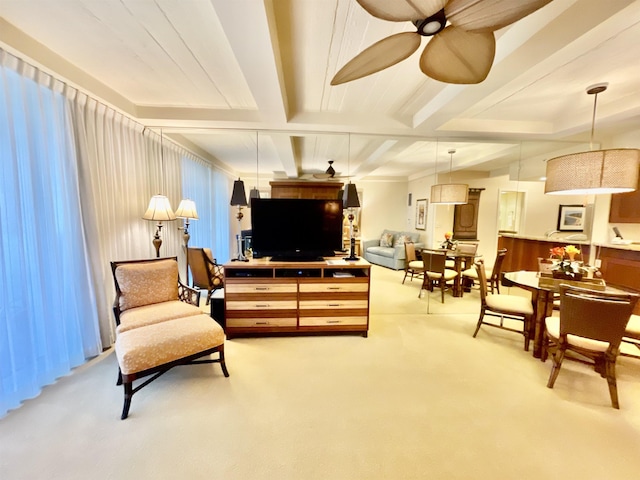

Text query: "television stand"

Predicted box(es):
[269, 255, 324, 262]
[224, 257, 371, 338]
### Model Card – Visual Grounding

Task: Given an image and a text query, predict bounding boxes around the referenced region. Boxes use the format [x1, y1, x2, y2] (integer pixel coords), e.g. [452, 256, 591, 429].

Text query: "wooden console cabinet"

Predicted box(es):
[270, 180, 343, 199]
[224, 258, 371, 338]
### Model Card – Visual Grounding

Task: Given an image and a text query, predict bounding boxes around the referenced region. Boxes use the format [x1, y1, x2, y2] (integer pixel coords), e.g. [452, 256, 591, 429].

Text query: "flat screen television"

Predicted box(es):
[251, 198, 343, 260]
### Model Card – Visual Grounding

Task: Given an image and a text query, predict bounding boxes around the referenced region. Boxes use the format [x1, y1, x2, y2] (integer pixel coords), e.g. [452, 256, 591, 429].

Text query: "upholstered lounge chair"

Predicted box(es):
[111, 257, 229, 419]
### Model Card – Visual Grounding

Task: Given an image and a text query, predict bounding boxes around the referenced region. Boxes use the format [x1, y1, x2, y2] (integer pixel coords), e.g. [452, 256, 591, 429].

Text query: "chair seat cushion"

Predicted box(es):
[116, 314, 225, 375]
[408, 260, 424, 269]
[117, 300, 203, 333]
[486, 294, 533, 316]
[625, 314, 640, 339]
[545, 316, 609, 352]
[367, 246, 395, 258]
[426, 269, 458, 281]
[461, 268, 478, 279]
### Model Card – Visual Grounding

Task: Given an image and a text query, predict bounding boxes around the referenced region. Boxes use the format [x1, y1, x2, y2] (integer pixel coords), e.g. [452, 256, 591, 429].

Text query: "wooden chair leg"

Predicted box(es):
[605, 355, 619, 409]
[473, 309, 485, 338]
[116, 368, 123, 386]
[219, 347, 230, 377]
[402, 269, 409, 284]
[547, 346, 566, 388]
[121, 381, 133, 420]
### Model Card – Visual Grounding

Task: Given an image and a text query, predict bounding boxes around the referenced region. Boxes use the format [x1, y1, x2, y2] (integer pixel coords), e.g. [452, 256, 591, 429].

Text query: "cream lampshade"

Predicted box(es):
[143, 194, 176, 257]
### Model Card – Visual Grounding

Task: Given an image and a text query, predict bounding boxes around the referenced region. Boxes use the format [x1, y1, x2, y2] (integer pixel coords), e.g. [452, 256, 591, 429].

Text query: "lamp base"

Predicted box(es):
[345, 255, 359, 262]
[231, 234, 249, 262]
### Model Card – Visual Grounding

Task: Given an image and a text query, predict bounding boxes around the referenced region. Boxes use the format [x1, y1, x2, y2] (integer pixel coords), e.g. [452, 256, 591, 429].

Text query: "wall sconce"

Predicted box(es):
[143, 194, 176, 257]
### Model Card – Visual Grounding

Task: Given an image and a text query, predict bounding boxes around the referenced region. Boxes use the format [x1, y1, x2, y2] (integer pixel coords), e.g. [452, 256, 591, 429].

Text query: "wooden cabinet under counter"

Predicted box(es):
[223, 258, 371, 338]
[597, 245, 640, 315]
[498, 235, 591, 273]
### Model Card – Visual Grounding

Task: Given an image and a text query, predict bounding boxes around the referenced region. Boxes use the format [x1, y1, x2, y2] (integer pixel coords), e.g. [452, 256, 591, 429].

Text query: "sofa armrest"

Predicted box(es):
[362, 239, 379, 251]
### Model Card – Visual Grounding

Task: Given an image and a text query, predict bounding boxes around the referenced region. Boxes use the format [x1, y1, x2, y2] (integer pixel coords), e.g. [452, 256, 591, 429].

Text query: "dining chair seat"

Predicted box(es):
[486, 294, 534, 317]
[426, 269, 458, 282]
[545, 316, 609, 352]
[408, 260, 424, 270]
[625, 314, 640, 339]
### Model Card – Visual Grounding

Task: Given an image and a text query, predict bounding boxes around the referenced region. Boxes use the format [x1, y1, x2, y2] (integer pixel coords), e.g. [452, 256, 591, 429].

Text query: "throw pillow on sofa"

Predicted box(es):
[380, 232, 394, 247]
[394, 234, 413, 247]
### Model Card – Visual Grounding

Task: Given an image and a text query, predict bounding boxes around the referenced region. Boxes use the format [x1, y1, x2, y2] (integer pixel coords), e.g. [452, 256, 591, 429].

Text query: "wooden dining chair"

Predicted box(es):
[402, 241, 425, 284]
[473, 259, 534, 351]
[622, 314, 640, 358]
[543, 285, 638, 409]
[419, 250, 458, 303]
[462, 248, 507, 293]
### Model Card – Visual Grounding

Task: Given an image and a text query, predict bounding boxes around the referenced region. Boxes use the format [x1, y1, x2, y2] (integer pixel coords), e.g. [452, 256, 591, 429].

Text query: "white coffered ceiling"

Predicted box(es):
[1, 0, 639, 181]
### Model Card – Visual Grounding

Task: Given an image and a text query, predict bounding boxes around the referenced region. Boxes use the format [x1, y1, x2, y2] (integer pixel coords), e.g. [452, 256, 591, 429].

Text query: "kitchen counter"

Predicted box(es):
[499, 233, 591, 246]
[592, 242, 640, 252]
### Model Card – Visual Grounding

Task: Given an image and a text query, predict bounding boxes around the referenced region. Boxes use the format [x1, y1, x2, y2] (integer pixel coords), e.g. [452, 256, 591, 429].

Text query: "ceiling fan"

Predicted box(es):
[331, 0, 553, 85]
[312, 160, 353, 180]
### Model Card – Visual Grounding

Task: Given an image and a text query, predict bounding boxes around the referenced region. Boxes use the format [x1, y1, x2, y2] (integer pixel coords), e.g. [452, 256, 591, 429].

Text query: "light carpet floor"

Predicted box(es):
[1, 265, 640, 479]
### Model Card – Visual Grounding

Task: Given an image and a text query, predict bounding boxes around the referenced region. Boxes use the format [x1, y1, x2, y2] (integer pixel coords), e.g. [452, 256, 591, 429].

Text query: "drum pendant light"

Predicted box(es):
[431, 149, 468, 205]
[545, 83, 639, 195]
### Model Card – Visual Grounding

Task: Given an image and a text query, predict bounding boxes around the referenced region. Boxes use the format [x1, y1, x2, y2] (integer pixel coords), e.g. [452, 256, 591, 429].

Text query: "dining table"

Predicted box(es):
[421, 248, 482, 298]
[502, 270, 634, 359]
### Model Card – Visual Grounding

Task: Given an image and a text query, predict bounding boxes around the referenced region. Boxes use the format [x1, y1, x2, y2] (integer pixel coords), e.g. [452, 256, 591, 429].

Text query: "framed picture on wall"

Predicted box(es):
[557, 204, 586, 231]
[415, 198, 427, 230]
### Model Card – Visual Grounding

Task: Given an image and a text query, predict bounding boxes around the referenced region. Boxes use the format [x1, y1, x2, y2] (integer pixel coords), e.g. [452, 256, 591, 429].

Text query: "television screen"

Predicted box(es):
[251, 198, 343, 260]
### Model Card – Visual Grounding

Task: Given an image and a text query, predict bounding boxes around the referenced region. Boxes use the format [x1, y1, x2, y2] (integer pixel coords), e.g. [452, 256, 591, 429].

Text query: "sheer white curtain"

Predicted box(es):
[70, 94, 183, 346]
[0, 52, 102, 417]
[181, 156, 231, 263]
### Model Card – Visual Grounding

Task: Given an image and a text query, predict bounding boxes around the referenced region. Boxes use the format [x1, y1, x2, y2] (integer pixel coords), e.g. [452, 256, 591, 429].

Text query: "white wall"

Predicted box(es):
[358, 180, 410, 241]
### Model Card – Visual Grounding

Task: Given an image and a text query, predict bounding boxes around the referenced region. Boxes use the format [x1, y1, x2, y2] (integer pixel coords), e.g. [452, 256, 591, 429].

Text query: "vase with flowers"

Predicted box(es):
[549, 245, 584, 280]
[441, 231, 456, 250]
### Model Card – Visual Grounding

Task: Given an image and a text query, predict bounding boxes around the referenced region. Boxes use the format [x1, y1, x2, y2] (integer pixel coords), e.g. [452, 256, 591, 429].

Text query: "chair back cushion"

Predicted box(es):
[115, 259, 179, 311]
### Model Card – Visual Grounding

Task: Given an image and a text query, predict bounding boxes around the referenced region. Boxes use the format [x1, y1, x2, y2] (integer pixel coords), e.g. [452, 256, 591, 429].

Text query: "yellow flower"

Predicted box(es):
[565, 245, 580, 255]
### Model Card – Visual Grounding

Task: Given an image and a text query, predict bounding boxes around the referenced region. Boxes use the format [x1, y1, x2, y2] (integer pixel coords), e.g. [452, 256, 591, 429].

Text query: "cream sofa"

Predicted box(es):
[363, 230, 423, 270]
[111, 257, 229, 419]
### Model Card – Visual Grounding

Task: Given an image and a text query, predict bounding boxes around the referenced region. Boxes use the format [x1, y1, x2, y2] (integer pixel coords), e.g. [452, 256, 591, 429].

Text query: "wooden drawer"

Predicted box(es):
[226, 300, 297, 310]
[226, 317, 297, 328]
[299, 282, 368, 293]
[299, 316, 368, 326]
[225, 282, 297, 294]
[299, 299, 368, 310]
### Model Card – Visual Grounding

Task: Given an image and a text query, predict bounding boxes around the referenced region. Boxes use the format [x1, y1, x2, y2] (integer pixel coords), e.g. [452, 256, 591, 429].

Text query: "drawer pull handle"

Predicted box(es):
[255, 321, 269, 325]
[256, 304, 269, 308]
[328, 303, 340, 307]
[255, 287, 269, 291]
[327, 287, 342, 290]
[326, 320, 341, 324]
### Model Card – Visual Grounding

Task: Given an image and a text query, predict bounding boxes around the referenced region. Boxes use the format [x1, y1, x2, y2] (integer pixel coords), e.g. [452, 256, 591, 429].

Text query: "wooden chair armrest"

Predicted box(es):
[178, 281, 201, 306]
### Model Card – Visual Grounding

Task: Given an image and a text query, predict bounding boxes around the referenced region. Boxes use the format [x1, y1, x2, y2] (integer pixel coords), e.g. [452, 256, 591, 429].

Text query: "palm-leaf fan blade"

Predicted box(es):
[420, 26, 495, 84]
[357, 0, 447, 22]
[331, 32, 421, 85]
[446, 0, 553, 32]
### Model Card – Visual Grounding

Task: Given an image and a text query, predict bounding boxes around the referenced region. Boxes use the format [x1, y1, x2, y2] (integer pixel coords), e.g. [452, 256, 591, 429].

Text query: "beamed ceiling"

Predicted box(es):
[1, 0, 639, 182]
